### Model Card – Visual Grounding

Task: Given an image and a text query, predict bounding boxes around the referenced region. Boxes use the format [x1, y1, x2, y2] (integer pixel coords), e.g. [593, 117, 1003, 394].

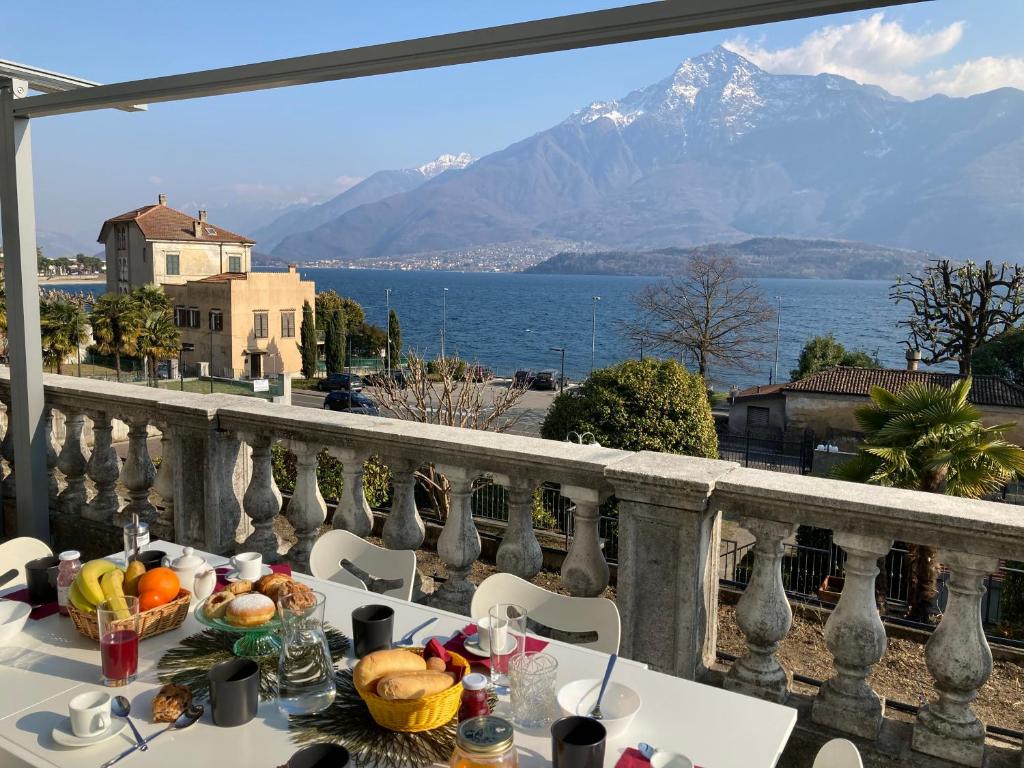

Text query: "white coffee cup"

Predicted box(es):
[231, 552, 262, 581]
[69, 691, 111, 738]
[476, 615, 508, 653]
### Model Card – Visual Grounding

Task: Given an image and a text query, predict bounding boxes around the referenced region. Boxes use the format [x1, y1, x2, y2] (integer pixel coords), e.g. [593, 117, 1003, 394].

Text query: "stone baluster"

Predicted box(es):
[561, 485, 608, 597]
[495, 475, 543, 580]
[328, 446, 373, 537]
[812, 532, 893, 738]
[284, 440, 326, 574]
[724, 517, 796, 703]
[44, 407, 59, 508]
[240, 433, 283, 561]
[84, 411, 121, 522]
[382, 458, 424, 551]
[431, 465, 480, 614]
[118, 416, 157, 526]
[912, 551, 998, 768]
[1, 394, 14, 499]
[151, 426, 175, 536]
[56, 408, 90, 516]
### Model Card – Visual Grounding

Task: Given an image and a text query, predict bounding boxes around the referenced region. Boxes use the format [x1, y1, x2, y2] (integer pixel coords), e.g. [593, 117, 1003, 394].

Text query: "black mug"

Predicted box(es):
[551, 716, 606, 768]
[25, 556, 59, 604]
[208, 658, 259, 727]
[288, 743, 351, 768]
[351, 604, 394, 657]
[135, 551, 166, 571]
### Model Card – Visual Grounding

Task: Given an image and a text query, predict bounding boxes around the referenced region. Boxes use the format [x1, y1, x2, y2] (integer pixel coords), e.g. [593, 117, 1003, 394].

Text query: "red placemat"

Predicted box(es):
[214, 562, 292, 592]
[2, 588, 61, 620]
[615, 748, 701, 768]
[444, 623, 548, 669]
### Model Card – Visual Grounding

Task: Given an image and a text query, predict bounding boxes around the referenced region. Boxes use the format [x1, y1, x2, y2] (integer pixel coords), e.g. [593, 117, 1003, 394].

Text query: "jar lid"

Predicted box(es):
[59, 550, 81, 561]
[462, 673, 488, 691]
[456, 716, 514, 755]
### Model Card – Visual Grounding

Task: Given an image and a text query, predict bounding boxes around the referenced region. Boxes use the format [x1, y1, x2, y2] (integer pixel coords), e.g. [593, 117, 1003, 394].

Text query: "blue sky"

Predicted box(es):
[3, 0, 1022, 247]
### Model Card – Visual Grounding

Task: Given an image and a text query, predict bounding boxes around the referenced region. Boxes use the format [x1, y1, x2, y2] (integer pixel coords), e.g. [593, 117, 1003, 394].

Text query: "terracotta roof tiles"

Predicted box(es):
[98, 203, 254, 245]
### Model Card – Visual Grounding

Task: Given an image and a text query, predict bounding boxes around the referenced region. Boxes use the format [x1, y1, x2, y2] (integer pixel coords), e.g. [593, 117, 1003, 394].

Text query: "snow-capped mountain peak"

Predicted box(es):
[417, 152, 474, 178]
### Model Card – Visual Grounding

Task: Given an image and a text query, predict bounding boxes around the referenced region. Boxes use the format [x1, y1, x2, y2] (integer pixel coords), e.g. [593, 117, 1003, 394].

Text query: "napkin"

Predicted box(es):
[3, 588, 61, 620]
[214, 562, 292, 592]
[444, 623, 548, 670]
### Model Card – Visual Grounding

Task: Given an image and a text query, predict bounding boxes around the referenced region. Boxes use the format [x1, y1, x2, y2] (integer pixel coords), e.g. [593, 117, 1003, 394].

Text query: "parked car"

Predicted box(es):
[364, 370, 407, 389]
[317, 373, 364, 392]
[533, 369, 558, 390]
[322, 390, 379, 415]
[471, 365, 493, 383]
[513, 369, 534, 388]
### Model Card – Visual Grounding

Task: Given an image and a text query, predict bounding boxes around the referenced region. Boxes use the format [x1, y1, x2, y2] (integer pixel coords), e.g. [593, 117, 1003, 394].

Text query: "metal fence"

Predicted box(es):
[717, 430, 814, 475]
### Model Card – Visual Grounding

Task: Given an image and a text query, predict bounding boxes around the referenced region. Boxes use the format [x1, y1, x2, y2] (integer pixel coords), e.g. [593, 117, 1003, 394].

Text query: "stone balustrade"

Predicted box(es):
[2, 368, 1023, 767]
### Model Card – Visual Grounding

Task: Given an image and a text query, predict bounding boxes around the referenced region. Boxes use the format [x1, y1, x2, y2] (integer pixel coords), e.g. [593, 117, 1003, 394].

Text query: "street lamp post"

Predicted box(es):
[550, 347, 565, 392]
[772, 296, 782, 385]
[384, 287, 392, 377]
[590, 296, 601, 374]
[441, 287, 448, 359]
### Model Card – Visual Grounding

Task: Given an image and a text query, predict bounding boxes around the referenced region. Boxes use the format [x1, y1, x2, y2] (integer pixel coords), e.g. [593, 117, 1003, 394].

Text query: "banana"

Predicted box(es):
[68, 580, 95, 613]
[100, 569, 130, 619]
[75, 559, 120, 607]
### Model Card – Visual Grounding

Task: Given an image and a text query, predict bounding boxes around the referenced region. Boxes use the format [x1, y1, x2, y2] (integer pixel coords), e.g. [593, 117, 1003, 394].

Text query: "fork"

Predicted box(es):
[395, 617, 438, 646]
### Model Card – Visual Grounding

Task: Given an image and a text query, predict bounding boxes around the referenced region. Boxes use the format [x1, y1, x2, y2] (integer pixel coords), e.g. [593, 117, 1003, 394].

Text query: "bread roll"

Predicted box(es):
[376, 670, 456, 700]
[353, 648, 426, 691]
[425, 656, 447, 672]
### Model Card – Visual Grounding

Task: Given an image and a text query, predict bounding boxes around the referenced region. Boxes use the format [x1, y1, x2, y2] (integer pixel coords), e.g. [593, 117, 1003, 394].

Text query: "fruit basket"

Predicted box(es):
[355, 648, 470, 733]
[68, 589, 191, 642]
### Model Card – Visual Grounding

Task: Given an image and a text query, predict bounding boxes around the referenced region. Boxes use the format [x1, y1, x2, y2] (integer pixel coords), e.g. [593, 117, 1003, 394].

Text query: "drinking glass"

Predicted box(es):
[97, 595, 139, 687]
[487, 603, 526, 690]
[509, 651, 558, 729]
[277, 587, 336, 715]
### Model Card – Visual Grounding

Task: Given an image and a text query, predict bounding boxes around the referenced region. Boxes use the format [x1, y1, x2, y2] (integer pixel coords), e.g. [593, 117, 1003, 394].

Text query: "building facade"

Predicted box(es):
[163, 266, 314, 378]
[98, 194, 254, 293]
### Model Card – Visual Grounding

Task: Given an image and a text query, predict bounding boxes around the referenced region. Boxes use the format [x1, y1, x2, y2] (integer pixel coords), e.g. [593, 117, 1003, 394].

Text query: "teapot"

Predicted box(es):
[162, 548, 215, 599]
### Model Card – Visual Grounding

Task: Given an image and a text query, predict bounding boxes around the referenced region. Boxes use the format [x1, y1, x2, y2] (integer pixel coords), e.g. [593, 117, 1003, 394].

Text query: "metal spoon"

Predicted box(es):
[396, 617, 437, 646]
[589, 653, 617, 719]
[111, 696, 146, 752]
[101, 704, 203, 768]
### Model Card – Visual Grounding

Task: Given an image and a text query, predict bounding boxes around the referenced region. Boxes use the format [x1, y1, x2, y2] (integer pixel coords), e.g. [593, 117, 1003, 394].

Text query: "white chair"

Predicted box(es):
[0, 537, 54, 590]
[812, 739, 863, 768]
[470, 573, 620, 654]
[309, 529, 416, 601]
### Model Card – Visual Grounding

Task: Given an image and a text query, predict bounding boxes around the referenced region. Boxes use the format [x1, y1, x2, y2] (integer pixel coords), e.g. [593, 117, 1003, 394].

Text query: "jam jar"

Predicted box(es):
[458, 673, 491, 722]
[450, 715, 517, 768]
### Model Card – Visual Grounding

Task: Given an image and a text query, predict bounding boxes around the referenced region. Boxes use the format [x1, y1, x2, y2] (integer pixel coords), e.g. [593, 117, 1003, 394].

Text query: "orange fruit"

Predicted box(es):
[137, 567, 179, 604]
[138, 590, 168, 612]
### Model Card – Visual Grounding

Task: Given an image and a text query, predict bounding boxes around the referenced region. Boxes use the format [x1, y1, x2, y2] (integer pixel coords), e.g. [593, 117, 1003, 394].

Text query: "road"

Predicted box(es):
[291, 380, 561, 437]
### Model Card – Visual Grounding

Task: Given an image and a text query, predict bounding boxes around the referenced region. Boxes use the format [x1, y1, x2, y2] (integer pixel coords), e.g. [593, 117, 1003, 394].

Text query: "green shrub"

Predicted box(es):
[271, 445, 392, 508]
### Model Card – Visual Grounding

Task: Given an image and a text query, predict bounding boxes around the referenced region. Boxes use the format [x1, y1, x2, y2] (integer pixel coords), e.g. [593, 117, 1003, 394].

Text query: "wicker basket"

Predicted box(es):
[355, 648, 470, 732]
[68, 589, 191, 642]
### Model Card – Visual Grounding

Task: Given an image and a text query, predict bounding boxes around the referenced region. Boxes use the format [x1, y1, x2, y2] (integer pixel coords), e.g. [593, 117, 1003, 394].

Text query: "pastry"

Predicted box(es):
[152, 683, 192, 723]
[224, 593, 276, 627]
[279, 581, 316, 611]
[353, 648, 426, 692]
[376, 670, 456, 700]
[255, 572, 293, 602]
[203, 590, 234, 619]
[225, 580, 252, 595]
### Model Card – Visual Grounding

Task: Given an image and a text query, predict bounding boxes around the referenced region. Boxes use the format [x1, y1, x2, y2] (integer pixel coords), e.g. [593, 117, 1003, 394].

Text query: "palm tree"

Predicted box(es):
[40, 299, 88, 375]
[136, 307, 180, 382]
[834, 377, 1024, 621]
[89, 293, 140, 381]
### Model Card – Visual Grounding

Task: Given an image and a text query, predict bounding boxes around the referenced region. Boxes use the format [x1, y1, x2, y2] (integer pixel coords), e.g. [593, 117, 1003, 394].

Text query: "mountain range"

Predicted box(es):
[261, 46, 1024, 271]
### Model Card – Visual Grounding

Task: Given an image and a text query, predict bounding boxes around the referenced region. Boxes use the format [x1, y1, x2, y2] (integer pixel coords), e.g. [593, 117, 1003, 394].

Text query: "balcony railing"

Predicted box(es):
[1, 366, 1022, 767]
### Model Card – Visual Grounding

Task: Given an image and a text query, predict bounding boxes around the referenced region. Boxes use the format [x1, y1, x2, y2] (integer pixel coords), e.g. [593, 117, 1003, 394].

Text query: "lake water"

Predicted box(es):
[64, 269, 952, 390]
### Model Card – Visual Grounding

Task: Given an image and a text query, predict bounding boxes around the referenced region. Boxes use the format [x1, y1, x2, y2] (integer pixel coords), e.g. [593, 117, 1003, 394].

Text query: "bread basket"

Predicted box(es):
[68, 589, 191, 642]
[355, 648, 471, 732]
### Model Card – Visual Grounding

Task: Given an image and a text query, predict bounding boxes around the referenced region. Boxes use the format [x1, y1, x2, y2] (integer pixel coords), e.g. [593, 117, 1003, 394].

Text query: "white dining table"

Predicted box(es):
[0, 541, 796, 768]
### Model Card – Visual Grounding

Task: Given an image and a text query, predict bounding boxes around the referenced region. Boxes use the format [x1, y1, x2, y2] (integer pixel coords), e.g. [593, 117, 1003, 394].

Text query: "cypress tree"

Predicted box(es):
[325, 310, 345, 374]
[299, 300, 317, 378]
[388, 308, 402, 368]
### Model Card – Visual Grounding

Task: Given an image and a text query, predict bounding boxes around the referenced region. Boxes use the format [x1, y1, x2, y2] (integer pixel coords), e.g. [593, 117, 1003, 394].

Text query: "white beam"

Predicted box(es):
[12, 0, 924, 118]
[0, 78, 50, 540]
[0, 59, 146, 112]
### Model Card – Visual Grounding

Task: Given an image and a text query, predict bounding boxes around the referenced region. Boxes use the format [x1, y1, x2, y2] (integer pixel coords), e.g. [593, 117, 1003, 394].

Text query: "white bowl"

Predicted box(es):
[556, 678, 641, 739]
[0, 600, 31, 643]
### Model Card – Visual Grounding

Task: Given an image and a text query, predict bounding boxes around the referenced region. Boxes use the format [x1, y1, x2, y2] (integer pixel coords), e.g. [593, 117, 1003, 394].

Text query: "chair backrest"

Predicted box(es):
[812, 739, 863, 768]
[0, 537, 54, 590]
[309, 529, 416, 601]
[470, 573, 620, 654]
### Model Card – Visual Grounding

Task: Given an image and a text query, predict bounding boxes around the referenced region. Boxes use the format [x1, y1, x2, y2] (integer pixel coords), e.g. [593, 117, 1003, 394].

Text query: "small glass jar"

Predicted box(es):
[56, 550, 82, 616]
[122, 517, 149, 566]
[450, 716, 517, 768]
[458, 673, 491, 722]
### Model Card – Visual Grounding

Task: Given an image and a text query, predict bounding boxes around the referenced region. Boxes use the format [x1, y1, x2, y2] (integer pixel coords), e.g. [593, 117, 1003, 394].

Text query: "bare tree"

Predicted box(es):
[892, 259, 1024, 375]
[372, 352, 531, 518]
[622, 250, 775, 378]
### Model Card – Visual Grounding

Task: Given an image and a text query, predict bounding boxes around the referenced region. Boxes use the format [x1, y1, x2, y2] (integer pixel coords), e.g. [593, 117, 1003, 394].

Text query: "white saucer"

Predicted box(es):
[224, 565, 273, 582]
[52, 718, 130, 748]
[463, 634, 517, 657]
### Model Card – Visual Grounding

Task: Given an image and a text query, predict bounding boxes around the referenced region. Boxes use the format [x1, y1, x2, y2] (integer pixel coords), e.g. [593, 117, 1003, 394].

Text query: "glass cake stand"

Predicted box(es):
[194, 595, 282, 658]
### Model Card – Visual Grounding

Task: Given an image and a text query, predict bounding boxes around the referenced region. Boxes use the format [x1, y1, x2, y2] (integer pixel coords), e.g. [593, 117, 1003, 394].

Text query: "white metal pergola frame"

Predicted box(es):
[0, 0, 921, 539]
